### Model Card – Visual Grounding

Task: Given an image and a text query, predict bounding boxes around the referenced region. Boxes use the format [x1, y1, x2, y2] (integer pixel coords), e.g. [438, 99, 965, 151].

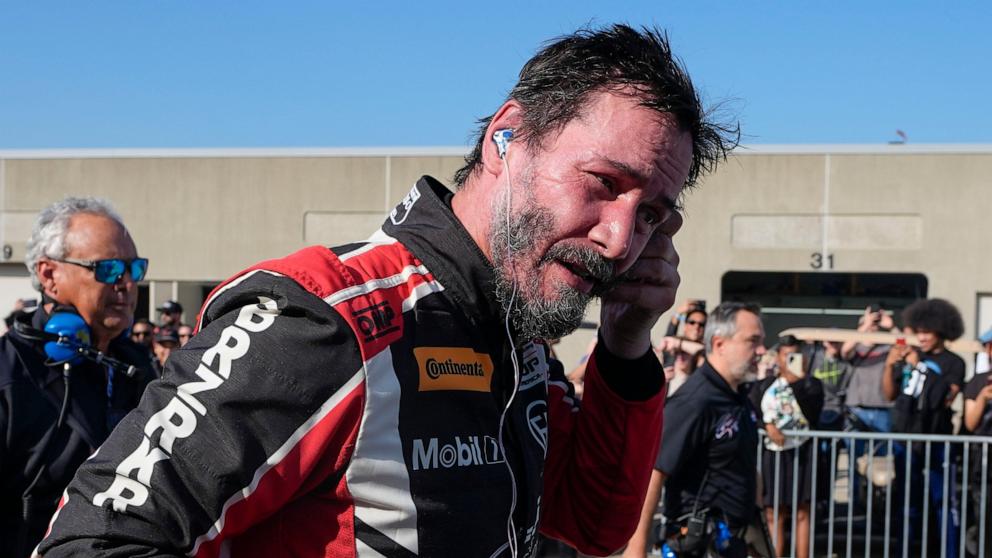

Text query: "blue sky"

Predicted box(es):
[1, 1, 989, 148]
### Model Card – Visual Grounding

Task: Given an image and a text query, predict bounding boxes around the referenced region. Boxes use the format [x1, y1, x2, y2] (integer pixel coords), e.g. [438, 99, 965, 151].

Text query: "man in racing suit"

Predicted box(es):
[38, 24, 736, 557]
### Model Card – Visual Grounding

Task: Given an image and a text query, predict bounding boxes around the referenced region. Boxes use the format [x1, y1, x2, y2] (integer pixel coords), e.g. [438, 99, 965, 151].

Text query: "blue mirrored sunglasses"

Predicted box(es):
[57, 257, 149, 284]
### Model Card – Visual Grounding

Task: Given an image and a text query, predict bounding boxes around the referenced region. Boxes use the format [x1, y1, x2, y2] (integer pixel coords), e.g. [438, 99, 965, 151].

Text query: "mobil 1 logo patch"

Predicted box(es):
[411, 435, 504, 471]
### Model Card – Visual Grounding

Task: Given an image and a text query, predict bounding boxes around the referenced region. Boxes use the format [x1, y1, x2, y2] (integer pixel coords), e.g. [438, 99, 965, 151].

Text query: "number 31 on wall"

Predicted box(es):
[810, 252, 834, 270]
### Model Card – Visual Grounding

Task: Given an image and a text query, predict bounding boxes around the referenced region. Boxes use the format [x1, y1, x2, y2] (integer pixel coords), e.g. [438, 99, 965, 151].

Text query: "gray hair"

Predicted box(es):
[703, 302, 762, 354]
[25, 197, 125, 291]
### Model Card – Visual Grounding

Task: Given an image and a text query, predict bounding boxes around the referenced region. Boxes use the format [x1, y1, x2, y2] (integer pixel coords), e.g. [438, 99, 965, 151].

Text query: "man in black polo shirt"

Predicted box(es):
[624, 302, 765, 558]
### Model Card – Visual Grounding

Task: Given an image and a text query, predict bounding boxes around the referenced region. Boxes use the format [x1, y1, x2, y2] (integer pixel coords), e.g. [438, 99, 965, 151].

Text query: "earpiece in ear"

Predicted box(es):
[492, 129, 514, 159]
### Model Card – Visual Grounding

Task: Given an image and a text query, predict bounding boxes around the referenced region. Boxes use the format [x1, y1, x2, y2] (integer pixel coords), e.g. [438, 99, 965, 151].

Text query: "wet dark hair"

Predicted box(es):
[452, 24, 738, 192]
[902, 298, 964, 341]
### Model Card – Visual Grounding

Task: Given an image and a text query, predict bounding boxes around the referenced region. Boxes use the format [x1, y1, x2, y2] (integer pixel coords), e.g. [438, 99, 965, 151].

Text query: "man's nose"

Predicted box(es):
[114, 271, 137, 290]
[588, 203, 638, 266]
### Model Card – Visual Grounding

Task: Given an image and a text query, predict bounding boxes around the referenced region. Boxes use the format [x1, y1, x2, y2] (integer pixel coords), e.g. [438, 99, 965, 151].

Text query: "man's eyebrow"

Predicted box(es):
[604, 157, 682, 212]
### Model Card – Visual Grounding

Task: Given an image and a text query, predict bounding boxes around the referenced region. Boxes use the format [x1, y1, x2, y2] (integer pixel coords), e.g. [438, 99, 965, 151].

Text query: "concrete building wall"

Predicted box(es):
[2, 146, 989, 367]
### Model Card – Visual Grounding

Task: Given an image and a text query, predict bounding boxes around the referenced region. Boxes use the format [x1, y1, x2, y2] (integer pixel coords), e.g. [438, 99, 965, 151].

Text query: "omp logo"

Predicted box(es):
[389, 184, 421, 225]
[92, 297, 280, 512]
[519, 342, 549, 392]
[415, 347, 493, 392]
[353, 301, 398, 341]
[411, 435, 503, 471]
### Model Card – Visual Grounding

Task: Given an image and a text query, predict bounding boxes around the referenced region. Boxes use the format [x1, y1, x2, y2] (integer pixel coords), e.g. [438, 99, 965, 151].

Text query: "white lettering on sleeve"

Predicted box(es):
[236, 296, 279, 332]
[91, 296, 281, 511]
[175, 363, 224, 415]
[144, 398, 199, 454]
[117, 436, 170, 485]
[201, 326, 250, 380]
[93, 476, 150, 512]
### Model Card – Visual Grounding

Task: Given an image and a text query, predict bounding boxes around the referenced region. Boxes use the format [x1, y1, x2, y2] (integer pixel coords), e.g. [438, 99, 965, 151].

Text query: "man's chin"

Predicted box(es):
[100, 314, 133, 336]
[511, 290, 590, 340]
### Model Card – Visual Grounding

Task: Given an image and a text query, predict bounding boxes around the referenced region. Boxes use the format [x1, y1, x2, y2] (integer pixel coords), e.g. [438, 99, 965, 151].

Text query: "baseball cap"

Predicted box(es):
[157, 300, 183, 314]
[154, 327, 180, 345]
[980, 328, 992, 346]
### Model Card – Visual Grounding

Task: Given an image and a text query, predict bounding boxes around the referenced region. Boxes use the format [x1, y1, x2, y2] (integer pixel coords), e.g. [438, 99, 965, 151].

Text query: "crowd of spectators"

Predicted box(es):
[4, 213, 991, 558]
[126, 300, 192, 376]
[621, 297, 992, 558]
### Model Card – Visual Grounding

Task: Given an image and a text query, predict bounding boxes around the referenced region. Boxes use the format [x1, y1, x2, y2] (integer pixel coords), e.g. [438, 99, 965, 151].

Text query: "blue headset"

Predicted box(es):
[43, 309, 91, 365]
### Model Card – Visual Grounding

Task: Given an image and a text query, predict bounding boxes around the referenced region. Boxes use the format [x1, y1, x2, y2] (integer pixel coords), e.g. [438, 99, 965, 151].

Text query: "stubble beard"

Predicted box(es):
[489, 185, 616, 341]
[730, 357, 757, 385]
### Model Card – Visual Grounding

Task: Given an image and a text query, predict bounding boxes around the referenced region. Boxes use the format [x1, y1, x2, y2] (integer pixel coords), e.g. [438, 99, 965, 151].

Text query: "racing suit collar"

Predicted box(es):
[382, 176, 504, 331]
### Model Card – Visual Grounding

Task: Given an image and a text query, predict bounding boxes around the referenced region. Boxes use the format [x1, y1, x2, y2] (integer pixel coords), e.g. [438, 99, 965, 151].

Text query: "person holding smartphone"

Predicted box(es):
[882, 298, 966, 558]
[749, 335, 823, 558]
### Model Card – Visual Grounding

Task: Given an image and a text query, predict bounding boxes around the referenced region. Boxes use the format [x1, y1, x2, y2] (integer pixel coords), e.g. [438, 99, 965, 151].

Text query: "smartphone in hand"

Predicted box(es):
[787, 352, 805, 378]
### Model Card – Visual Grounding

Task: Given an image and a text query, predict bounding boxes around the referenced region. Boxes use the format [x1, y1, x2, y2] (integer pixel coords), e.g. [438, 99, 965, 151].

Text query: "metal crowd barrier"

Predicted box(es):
[756, 430, 992, 558]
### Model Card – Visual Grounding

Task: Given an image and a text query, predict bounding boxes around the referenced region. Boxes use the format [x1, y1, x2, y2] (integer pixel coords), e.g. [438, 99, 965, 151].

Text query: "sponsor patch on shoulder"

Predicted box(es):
[389, 183, 421, 225]
[415, 347, 494, 392]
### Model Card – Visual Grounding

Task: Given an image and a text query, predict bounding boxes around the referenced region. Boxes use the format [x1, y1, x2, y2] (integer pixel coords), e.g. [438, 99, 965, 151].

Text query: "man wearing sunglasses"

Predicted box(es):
[0, 197, 154, 558]
[130, 318, 155, 349]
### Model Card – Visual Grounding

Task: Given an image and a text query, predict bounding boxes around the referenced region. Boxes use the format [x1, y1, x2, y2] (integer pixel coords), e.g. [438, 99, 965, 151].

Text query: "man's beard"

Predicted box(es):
[730, 358, 757, 384]
[489, 188, 616, 341]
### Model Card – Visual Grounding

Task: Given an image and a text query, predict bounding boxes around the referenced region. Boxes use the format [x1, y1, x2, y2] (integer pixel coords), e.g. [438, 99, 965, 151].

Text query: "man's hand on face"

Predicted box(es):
[599, 227, 680, 360]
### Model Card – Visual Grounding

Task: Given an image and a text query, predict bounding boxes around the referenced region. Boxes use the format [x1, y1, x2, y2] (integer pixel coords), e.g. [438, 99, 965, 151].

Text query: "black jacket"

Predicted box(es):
[0, 307, 153, 558]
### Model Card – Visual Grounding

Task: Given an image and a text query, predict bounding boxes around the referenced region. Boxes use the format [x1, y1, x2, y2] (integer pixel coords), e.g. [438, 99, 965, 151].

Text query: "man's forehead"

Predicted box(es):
[734, 310, 759, 326]
[65, 213, 134, 256]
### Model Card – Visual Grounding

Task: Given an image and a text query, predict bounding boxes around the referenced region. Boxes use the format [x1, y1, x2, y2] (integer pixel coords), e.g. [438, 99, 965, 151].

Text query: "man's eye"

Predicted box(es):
[639, 207, 662, 226]
[596, 175, 615, 192]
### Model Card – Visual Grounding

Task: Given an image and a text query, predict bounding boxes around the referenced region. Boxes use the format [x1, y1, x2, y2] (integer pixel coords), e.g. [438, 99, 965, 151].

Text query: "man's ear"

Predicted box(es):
[482, 100, 524, 177]
[36, 260, 58, 298]
[710, 335, 724, 356]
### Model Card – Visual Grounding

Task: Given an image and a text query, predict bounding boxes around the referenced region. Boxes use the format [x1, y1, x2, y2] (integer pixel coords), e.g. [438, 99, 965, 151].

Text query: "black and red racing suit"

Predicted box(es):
[38, 176, 665, 557]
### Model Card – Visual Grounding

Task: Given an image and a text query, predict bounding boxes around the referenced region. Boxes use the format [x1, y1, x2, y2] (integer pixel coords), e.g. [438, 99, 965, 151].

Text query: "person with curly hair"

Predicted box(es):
[883, 298, 966, 558]
[883, 298, 965, 433]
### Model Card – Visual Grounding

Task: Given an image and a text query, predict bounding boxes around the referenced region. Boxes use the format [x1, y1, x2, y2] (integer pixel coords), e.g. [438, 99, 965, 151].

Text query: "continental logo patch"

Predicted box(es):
[415, 347, 494, 392]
